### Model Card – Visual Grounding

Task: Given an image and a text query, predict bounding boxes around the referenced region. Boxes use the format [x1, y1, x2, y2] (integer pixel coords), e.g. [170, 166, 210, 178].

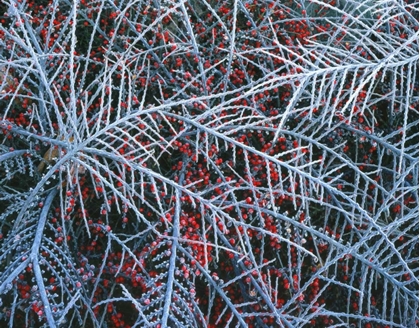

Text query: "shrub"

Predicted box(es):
[0, 0, 418, 327]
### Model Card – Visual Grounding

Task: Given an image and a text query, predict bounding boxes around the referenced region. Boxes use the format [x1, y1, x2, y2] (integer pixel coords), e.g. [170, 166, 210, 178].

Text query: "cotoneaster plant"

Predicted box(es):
[0, 0, 418, 327]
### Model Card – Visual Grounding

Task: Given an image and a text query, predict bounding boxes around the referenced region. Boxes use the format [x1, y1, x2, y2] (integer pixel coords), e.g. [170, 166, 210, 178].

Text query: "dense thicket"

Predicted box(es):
[0, 0, 418, 327]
